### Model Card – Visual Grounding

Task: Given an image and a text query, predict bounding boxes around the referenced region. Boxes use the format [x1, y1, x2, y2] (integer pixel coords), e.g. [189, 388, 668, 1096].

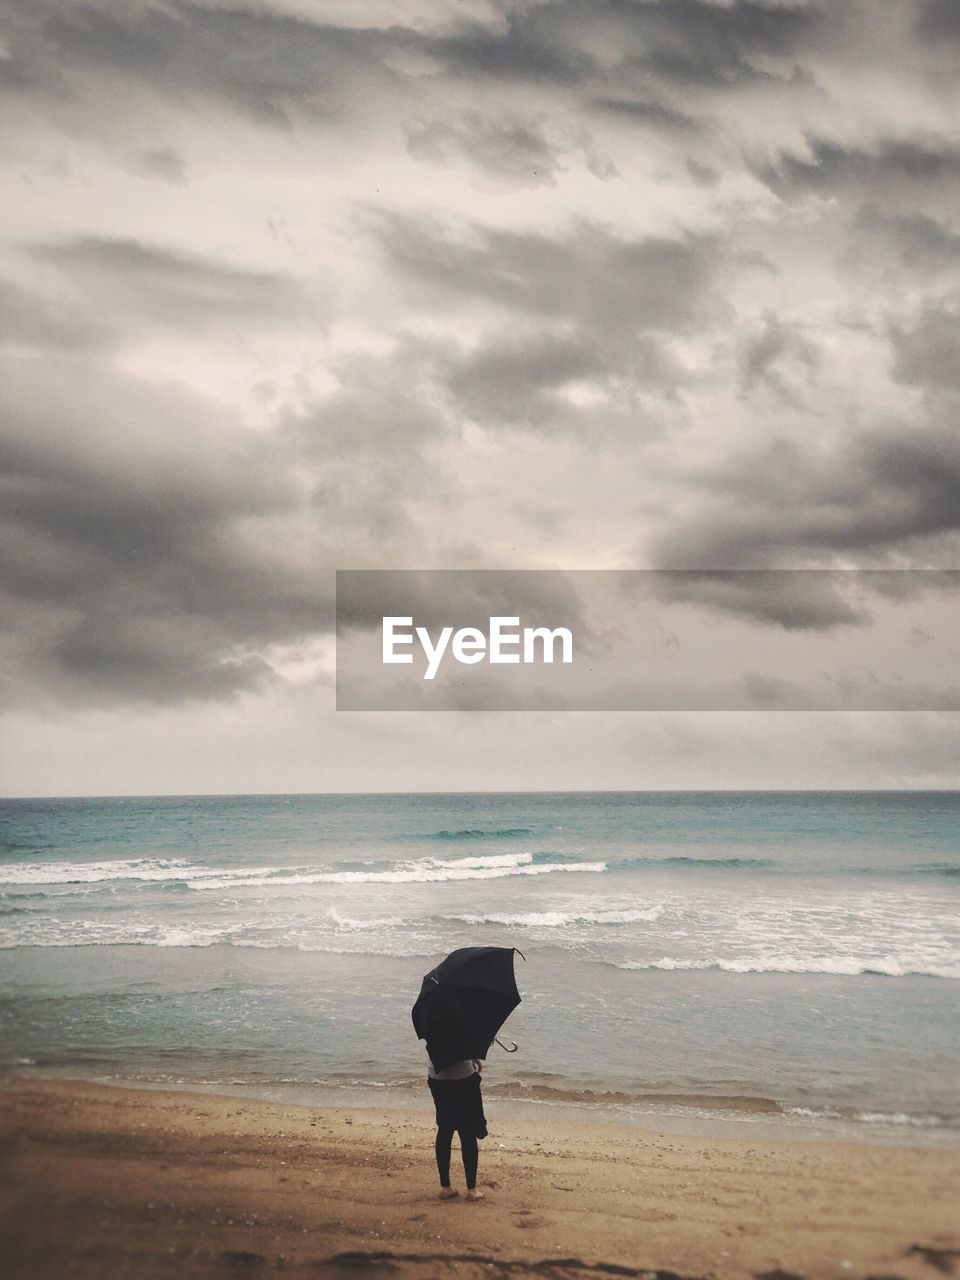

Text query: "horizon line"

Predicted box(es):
[1, 787, 958, 802]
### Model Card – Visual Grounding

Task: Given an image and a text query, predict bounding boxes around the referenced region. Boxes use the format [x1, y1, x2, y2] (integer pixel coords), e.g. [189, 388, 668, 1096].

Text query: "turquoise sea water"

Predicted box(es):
[1, 792, 958, 1143]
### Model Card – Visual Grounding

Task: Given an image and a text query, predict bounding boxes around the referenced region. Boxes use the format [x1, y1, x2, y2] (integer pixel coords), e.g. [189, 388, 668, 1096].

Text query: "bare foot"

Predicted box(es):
[466, 1189, 485, 1201]
[438, 1187, 459, 1200]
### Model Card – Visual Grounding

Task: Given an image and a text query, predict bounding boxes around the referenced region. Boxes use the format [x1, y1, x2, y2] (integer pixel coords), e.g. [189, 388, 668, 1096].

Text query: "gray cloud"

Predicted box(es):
[593, 97, 696, 131]
[51, 611, 276, 705]
[0, 357, 327, 706]
[336, 570, 587, 638]
[136, 147, 188, 185]
[34, 237, 316, 331]
[0, 278, 113, 351]
[417, 0, 823, 89]
[847, 205, 960, 282]
[407, 114, 565, 188]
[1, 0, 959, 788]
[364, 216, 716, 433]
[445, 332, 608, 427]
[649, 570, 871, 631]
[437, 329, 683, 434]
[643, 567, 960, 638]
[415, 19, 591, 88]
[651, 426, 960, 577]
[891, 302, 960, 391]
[406, 112, 616, 187]
[916, 0, 960, 41]
[737, 315, 820, 405]
[0, 0, 828, 158]
[375, 214, 722, 333]
[11, 1, 402, 128]
[610, 0, 822, 85]
[757, 137, 960, 203]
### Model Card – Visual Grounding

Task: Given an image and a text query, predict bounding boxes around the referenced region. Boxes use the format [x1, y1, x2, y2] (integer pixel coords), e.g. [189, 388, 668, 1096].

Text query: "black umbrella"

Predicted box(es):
[412, 946, 523, 1072]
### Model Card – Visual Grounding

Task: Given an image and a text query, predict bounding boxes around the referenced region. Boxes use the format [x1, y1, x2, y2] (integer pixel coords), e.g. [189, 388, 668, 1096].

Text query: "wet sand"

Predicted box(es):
[1, 1078, 958, 1280]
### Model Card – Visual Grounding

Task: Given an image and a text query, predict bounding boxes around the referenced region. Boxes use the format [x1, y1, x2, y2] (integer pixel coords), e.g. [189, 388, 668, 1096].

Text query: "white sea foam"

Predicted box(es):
[786, 1106, 950, 1129]
[153, 926, 232, 947]
[326, 907, 405, 930]
[453, 905, 664, 927]
[855, 1110, 944, 1127]
[0, 858, 274, 886]
[188, 858, 605, 889]
[616, 955, 960, 978]
[433, 852, 539, 870]
[0, 850, 604, 890]
[0, 918, 237, 948]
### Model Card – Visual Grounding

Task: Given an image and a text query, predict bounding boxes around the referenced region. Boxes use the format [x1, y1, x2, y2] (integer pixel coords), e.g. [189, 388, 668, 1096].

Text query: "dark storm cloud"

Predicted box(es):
[375, 214, 720, 333]
[34, 237, 314, 330]
[287, 341, 450, 455]
[0, 357, 332, 706]
[593, 96, 696, 131]
[0, 312, 495, 706]
[2, 0, 960, 732]
[915, 0, 960, 41]
[416, 19, 592, 87]
[650, 426, 960, 585]
[757, 137, 960, 200]
[440, 329, 682, 432]
[417, 0, 822, 89]
[891, 303, 960, 392]
[50, 612, 276, 704]
[407, 115, 565, 187]
[281, 345, 457, 553]
[369, 215, 716, 431]
[0, 278, 113, 351]
[850, 205, 960, 275]
[737, 315, 820, 404]
[646, 568, 960, 636]
[648, 570, 871, 631]
[406, 113, 616, 187]
[6, 0, 402, 128]
[0, 0, 825, 140]
[445, 333, 607, 425]
[605, 0, 822, 86]
[335, 570, 587, 638]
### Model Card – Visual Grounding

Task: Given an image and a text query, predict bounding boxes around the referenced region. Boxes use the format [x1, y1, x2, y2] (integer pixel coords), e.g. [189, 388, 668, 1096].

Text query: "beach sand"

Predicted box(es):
[1, 1078, 957, 1280]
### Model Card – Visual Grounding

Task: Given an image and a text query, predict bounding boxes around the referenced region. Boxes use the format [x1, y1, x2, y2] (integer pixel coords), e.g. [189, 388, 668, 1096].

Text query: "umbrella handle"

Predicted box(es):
[495, 1037, 518, 1053]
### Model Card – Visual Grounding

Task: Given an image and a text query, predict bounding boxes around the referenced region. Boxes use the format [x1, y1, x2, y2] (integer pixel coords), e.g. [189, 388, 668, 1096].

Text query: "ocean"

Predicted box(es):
[1, 791, 958, 1145]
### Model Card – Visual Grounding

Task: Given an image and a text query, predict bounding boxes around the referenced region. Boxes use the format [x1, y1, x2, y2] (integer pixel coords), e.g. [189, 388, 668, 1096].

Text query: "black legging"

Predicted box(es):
[435, 1124, 478, 1190]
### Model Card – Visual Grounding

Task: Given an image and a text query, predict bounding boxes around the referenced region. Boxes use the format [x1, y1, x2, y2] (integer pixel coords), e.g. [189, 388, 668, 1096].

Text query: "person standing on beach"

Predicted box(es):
[427, 1053, 487, 1200]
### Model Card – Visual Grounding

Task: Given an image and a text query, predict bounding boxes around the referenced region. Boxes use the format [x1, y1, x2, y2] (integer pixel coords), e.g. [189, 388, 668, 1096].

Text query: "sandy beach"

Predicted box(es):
[1, 1079, 957, 1280]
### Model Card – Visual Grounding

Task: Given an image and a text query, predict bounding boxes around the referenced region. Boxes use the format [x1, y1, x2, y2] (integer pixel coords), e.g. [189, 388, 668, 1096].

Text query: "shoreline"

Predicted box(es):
[5, 1064, 958, 1150]
[2, 1077, 959, 1280]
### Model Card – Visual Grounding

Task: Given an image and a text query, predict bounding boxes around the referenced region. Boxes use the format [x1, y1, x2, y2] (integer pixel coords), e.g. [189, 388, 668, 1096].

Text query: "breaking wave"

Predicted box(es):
[0, 850, 604, 891]
[0, 858, 245, 886]
[452, 906, 664, 927]
[191, 851, 603, 888]
[614, 955, 960, 979]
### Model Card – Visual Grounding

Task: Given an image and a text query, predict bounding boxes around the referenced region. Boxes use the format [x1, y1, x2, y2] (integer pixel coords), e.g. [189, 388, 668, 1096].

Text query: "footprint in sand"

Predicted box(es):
[513, 1211, 549, 1229]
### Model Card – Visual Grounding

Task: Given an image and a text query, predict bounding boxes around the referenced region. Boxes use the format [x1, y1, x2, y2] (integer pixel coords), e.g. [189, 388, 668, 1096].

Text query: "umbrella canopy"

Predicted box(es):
[412, 946, 522, 1072]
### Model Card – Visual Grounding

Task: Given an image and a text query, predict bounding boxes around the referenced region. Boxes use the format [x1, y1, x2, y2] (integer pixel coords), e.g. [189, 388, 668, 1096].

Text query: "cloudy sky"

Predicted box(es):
[1, 0, 958, 794]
